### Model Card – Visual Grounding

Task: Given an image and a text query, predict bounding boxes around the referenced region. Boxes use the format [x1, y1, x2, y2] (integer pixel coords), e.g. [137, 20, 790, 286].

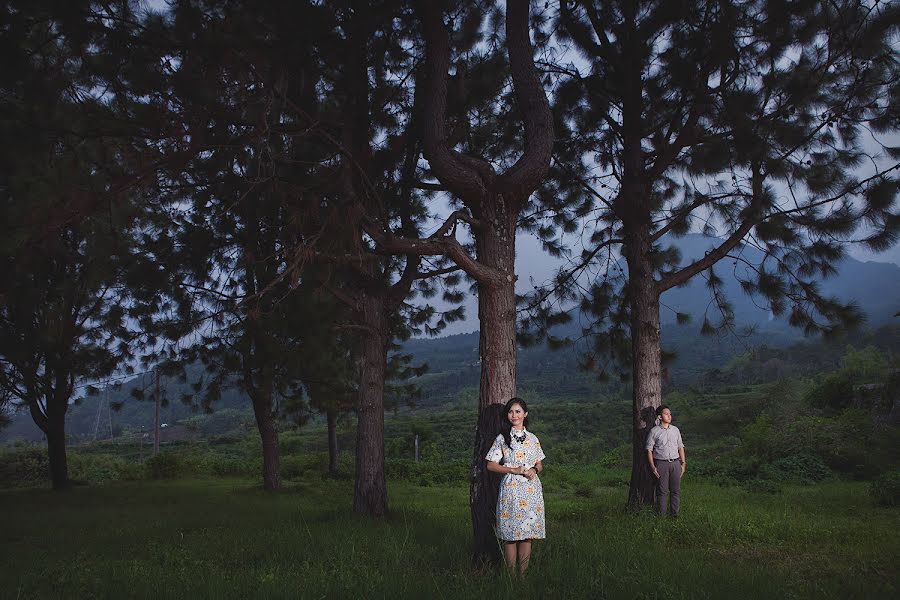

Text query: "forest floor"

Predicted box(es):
[2, 475, 897, 599]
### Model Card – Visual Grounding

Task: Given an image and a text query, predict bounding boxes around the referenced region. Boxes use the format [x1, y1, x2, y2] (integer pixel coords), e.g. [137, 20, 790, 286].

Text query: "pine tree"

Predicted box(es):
[362, 0, 556, 562]
[528, 0, 900, 508]
[320, 0, 461, 517]
[0, 1, 142, 489]
[118, 0, 344, 491]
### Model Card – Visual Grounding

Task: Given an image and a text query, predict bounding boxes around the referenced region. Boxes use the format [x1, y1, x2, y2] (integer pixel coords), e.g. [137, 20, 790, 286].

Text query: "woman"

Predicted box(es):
[485, 397, 545, 574]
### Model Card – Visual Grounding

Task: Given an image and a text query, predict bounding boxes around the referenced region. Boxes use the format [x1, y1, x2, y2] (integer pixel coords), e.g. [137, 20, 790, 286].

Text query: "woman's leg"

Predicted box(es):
[517, 540, 532, 574]
[503, 541, 518, 571]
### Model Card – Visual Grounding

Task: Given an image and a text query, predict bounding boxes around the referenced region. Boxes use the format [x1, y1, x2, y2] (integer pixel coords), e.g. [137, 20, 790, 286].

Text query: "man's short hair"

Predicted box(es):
[656, 405, 670, 417]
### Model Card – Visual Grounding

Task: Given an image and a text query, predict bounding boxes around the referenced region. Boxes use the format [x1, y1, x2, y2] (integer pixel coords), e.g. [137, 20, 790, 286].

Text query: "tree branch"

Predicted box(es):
[658, 169, 764, 293]
[416, 0, 495, 203]
[497, 0, 555, 206]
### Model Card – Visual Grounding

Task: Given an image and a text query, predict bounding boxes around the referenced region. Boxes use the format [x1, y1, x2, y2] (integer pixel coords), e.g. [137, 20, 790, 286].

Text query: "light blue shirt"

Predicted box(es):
[645, 424, 684, 460]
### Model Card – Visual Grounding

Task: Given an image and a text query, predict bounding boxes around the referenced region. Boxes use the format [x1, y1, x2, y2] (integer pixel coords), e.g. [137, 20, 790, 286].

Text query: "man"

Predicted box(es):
[645, 405, 686, 517]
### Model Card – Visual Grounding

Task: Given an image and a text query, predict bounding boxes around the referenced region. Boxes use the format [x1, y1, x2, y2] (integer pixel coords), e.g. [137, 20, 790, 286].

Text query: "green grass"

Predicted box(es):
[2, 476, 897, 599]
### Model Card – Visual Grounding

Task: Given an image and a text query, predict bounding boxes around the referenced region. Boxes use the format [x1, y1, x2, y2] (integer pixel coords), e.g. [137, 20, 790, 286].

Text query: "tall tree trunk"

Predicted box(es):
[250, 388, 282, 492]
[354, 296, 388, 517]
[624, 227, 662, 508]
[46, 395, 70, 491]
[617, 7, 658, 508]
[414, 1, 552, 564]
[470, 204, 518, 566]
[327, 408, 339, 476]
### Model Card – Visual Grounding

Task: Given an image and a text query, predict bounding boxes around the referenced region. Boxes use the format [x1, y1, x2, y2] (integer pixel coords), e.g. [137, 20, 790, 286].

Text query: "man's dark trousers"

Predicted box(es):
[656, 460, 681, 516]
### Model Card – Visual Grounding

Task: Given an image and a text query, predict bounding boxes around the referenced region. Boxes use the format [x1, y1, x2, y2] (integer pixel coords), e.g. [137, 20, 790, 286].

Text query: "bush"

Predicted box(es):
[804, 372, 854, 411]
[144, 451, 181, 479]
[205, 455, 258, 477]
[597, 444, 631, 469]
[870, 472, 900, 507]
[280, 455, 308, 480]
[385, 458, 468, 485]
[69, 453, 142, 484]
[0, 447, 49, 487]
[689, 457, 758, 483]
[759, 454, 833, 484]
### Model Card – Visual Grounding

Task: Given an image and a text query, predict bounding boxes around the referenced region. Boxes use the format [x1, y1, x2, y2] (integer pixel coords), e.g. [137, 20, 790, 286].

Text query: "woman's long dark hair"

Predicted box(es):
[501, 397, 529, 449]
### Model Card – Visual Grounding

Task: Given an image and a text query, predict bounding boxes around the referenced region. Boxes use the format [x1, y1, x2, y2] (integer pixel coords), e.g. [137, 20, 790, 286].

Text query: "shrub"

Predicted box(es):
[145, 451, 181, 479]
[280, 455, 308, 481]
[759, 454, 833, 484]
[804, 372, 854, 412]
[597, 444, 631, 469]
[385, 458, 468, 485]
[0, 447, 49, 487]
[206, 455, 258, 477]
[69, 453, 141, 484]
[870, 472, 900, 507]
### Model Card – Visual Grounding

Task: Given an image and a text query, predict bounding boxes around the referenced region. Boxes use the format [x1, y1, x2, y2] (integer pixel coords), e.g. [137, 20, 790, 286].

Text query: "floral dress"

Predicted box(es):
[485, 428, 546, 541]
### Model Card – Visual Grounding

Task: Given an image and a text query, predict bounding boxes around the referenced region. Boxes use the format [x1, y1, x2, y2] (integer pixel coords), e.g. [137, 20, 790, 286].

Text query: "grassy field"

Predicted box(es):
[2, 475, 897, 599]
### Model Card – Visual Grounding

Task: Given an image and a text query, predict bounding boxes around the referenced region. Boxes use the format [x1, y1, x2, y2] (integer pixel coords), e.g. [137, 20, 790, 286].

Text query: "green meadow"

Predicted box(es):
[3, 335, 898, 598]
[2, 474, 897, 599]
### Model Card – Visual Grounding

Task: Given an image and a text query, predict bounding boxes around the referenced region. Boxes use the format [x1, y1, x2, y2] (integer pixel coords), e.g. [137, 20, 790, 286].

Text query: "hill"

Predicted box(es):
[2, 232, 898, 442]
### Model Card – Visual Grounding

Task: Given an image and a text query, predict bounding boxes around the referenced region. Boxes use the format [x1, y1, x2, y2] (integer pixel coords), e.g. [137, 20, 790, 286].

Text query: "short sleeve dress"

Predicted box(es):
[485, 428, 546, 541]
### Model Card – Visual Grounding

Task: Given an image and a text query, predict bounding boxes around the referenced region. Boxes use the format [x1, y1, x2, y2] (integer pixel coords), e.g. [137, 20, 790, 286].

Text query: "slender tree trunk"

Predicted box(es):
[327, 408, 339, 476]
[46, 395, 70, 491]
[470, 203, 518, 566]
[250, 388, 282, 492]
[624, 227, 662, 508]
[354, 296, 388, 517]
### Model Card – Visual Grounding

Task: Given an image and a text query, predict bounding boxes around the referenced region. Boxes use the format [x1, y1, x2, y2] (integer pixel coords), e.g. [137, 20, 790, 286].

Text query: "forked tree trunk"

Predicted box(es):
[624, 227, 662, 508]
[353, 296, 389, 517]
[414, 0, 553, 564]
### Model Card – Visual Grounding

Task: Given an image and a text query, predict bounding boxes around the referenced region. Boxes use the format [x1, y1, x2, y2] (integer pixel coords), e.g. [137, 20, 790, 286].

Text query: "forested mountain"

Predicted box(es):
[2, 228, 896, 441]
[3, 232, 898, 443]
[3, 296, 897, 444]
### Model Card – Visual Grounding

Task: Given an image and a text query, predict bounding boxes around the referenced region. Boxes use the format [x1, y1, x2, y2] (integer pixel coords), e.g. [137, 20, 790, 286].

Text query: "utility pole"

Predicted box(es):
[154, 369, 160, 455]
[414, 434, 420, 462]
[92, 388, 104, 441]
[107, 386, 113, 440]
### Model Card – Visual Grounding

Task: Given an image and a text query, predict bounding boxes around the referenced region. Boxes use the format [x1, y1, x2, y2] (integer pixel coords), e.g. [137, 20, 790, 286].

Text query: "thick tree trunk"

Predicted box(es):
[470, 404, 506, 567]
[327, 409, 339, 476]
[250, 388, 282, 492]
[416, 1, 551, 565]
[470, 204, 517, 566]
[46, 404, 70, 491]
[354, 297, 389, 517]
[624, 228, 663, 508]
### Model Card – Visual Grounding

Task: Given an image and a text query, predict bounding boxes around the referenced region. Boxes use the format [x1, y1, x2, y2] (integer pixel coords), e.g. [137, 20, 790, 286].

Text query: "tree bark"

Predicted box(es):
[327, 408, 339, 476]
[353, 296, 389, 517]
[470, 200, 518, 566]
[46, 399, 70, 491]
[470, 403, 506, 567]
[616, 3, 661, 509]
[250, 387, 282, 492]
[624, 227, 662, 508]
